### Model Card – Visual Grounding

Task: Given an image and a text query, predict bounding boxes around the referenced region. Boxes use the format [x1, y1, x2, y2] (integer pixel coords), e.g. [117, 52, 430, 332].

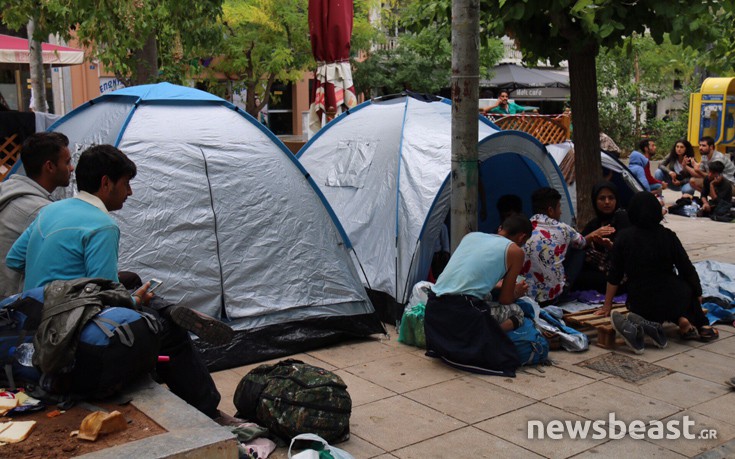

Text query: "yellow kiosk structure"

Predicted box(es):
[688, 77, 735, 157]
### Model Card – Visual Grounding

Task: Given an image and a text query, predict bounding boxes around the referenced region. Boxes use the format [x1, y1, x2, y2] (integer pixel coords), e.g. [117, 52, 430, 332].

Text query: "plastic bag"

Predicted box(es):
[289, 433, 355, 459]
[537, 310, 589, 352]
[407, 281, 434, 308]
[398, 303, 426, 348]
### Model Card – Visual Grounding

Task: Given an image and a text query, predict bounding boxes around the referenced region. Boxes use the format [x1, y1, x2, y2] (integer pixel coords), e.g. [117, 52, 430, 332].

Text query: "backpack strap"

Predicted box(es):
[92, 317, 135, 347]
[138, 311, 161, 335]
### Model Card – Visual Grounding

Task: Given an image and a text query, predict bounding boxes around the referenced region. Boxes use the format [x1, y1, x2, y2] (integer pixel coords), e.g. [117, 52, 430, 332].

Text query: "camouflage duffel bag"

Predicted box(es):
[233, 359, 352, 443]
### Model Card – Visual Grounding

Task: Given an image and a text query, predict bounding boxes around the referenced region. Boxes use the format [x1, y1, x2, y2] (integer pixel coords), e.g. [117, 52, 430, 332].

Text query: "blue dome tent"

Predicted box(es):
[298, 93, 573, 322]
[12, 83, 384, 370]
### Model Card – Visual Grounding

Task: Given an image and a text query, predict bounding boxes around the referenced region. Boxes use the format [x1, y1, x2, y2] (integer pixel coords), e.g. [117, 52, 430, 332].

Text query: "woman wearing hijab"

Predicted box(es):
[574, 181, 630, 293]
[596, 192, 718, 353]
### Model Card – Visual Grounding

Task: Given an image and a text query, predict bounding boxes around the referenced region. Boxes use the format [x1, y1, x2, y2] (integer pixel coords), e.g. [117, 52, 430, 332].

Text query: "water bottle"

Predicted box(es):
[12, 343, 35, 367]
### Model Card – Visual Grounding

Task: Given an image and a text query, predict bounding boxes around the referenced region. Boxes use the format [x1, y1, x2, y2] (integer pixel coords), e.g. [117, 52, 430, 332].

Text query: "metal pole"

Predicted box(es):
[450, 0, 480, 251]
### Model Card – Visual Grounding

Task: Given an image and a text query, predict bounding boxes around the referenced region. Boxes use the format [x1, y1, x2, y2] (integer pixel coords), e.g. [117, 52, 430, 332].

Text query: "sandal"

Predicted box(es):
[698, 326, 719, 342]
[680, 327, 699, 340]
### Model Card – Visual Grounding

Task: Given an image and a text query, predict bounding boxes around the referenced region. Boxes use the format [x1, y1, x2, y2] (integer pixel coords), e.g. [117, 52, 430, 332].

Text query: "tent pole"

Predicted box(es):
[449, 0, 480, 251]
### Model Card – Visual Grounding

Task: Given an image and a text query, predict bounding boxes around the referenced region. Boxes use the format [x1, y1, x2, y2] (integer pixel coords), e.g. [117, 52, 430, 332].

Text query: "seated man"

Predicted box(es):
[7, 145, 232, 419]
[686, 136, 735, 193]
[628, 139, 665, 193]
[432, 215, 531, 330]
[424, 215, 533, 375]
[699, 160, 733, 221]
[523, 187, 613, 305]
[0, 132, 73, 297]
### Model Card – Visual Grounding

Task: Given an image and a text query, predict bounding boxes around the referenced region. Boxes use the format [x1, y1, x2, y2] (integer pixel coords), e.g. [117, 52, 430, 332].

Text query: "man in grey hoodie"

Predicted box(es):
[0, 132, 73, 296]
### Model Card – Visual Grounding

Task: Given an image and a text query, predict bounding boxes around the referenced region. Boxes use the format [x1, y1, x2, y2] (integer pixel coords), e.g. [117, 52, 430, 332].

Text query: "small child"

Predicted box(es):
[699, 160, 733, 221]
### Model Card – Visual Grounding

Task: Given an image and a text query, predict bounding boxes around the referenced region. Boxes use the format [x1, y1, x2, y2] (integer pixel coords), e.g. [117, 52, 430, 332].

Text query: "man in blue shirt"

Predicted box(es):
[7, 145, 231, 420]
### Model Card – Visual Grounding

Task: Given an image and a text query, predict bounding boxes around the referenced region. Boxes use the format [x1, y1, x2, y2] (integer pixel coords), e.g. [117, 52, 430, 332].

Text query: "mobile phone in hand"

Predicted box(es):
[148, 278, 163, 293]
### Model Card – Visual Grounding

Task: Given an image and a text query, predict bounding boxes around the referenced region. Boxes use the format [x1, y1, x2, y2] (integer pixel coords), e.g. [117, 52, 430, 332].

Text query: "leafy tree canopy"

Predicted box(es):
[2, 0, 224, 86]
[353, 0, 503, 97]
[211, 0, 376, 117]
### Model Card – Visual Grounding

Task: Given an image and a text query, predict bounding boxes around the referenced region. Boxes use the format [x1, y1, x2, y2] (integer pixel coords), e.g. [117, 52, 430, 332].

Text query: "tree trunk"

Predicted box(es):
[449, 0, 480, 251]
[133, 33, 159, 85]
[568, 42, 602, 229]
[27, 19, 47, 112]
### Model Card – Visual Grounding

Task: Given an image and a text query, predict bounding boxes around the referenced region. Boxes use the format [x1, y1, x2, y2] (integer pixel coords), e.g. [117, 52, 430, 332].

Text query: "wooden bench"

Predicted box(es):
[563, 304, 629, 349]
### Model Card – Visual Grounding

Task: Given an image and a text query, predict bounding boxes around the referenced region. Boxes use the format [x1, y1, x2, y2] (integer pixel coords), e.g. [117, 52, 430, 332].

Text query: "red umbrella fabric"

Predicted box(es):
[308, 0, 358, 135]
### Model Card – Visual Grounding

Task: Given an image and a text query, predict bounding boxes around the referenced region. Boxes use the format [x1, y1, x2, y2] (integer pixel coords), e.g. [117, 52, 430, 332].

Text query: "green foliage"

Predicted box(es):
[2, 0, 224, 86]
[484, 0, 725, 66]
[645, 112, 690, 160]
[212, 0, 376, 116]
[596, 33, 698, 155]
[353, 1, 504, 97]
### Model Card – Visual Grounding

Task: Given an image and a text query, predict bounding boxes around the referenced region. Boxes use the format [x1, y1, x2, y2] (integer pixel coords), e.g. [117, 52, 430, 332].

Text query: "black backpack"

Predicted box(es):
[46, 306, 161, 399]
[233, 359, 352, 443]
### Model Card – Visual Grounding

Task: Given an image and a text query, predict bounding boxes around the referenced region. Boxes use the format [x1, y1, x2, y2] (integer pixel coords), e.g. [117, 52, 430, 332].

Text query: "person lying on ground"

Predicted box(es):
[0, 132, 73, 297]
[698, 160, 733, 221]
[6, 144, 233, 420]
[430, 214, 532, 332]
[595, 192, 718, 354]
[522, 187, 614, 305]
[573, 181, 630, 294]
[655, 139, 695, 195]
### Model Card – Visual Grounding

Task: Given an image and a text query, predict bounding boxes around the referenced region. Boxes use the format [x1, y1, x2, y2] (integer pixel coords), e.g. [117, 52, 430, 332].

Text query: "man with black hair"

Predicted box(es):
[424, 214, 533, 375]
[628, 138, 664, 193]
[481, 90, 538, 115]
[699, 160, 733, 221]
[7, 144, 231, 420]
[523, 187, 613, 305]
[430, 214, 532, 332]
[496, 194, 523, 222]
[686, 136, 735, 193]
[0, 132, 73, 296]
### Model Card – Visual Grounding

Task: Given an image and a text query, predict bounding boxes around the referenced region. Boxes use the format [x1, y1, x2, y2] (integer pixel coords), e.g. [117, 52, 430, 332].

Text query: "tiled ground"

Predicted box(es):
[213, 189, 735, 458]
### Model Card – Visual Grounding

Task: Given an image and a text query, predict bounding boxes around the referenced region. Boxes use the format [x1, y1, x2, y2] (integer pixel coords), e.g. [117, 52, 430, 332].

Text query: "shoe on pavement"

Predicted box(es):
[611, 311, 645, 355]
[627, 312, 668, 349]
[170, 306, 234, 346]
[727, 377, 735, 390]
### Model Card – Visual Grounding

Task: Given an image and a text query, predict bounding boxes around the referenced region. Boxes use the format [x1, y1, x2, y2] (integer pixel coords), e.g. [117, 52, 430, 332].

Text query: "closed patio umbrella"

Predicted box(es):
[308, 0, 358, 136]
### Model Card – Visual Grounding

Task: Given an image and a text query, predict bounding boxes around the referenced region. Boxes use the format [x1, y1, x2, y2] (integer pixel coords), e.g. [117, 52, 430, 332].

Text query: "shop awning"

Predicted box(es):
[481, 64, 569, 89]
[0, 34, 84, 66]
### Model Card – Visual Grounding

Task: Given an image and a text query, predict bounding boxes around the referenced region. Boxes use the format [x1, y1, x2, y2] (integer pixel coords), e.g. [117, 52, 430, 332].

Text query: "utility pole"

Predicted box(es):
[449, 0, 480, 251]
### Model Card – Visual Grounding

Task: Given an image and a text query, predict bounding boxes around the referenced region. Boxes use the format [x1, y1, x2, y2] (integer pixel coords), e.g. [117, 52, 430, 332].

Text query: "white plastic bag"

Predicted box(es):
[407, 281, 434, 308]
[288, 433, 355, 459]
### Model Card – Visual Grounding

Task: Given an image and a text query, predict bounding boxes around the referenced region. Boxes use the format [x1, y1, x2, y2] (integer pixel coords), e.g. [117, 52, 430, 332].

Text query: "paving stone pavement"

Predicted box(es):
[212, 189, 735, 458]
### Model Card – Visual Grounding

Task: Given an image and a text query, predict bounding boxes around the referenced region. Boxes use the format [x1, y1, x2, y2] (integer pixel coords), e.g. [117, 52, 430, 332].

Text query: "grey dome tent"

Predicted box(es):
[298, 93, 573, 321]
[19, 83, 384, 370]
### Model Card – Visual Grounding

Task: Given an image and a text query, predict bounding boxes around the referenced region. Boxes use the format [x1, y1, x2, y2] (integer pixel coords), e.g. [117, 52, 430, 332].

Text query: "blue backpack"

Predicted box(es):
[509, 298, 550, 365]
[0, 288, 44, 389]
[49, 306, 161, 399]
[507, 317, 550, 366]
